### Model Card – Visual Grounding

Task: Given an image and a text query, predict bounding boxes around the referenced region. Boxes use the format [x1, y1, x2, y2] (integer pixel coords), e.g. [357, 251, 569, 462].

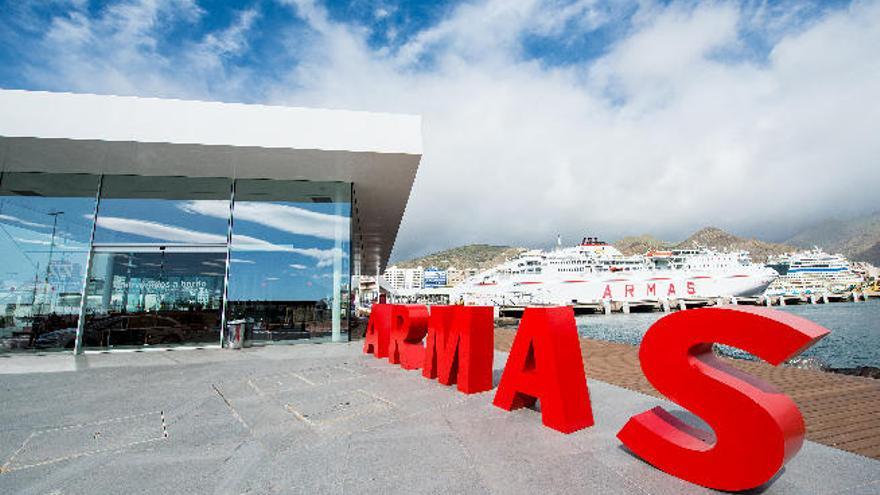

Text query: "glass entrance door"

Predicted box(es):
[81, 246, 226, 349]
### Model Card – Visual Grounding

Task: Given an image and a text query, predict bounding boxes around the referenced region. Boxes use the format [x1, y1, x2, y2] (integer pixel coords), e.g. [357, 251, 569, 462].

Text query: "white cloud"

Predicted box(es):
[27, 0, 257, 100]
[0, 214, 52, 230]
[180, 200, 350, 241]
[268, 0, 880, 258]
[95, 216, 227, 244]
[94, 216, 344, 265]
[14, 237, 52, 246]
[11, 0, 880, 262]
[289, 263, 307, 269]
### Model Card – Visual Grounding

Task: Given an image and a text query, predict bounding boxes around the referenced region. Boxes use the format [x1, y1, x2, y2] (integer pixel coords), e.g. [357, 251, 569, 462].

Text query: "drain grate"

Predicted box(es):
[1, 411, 167, 474]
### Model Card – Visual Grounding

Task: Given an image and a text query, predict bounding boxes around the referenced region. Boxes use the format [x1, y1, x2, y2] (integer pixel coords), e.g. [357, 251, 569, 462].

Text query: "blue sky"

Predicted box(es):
[0, 1, 878, 260]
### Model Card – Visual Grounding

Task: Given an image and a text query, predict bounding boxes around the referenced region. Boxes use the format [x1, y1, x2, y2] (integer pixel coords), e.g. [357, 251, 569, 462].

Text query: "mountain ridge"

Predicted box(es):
[394, 223, 879, 269]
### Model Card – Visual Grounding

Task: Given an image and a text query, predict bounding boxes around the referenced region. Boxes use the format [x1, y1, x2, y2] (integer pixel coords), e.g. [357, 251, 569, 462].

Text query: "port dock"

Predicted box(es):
[495, 291, 873, 317]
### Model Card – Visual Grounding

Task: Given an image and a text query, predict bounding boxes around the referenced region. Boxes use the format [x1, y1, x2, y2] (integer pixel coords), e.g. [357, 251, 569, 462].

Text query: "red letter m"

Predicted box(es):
[422, 306, 494, 394]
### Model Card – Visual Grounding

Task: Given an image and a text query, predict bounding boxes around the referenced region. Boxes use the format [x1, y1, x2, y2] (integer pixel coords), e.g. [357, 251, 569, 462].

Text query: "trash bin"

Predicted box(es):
[226, 319, 246, 349]
[243, 318, 254, 348]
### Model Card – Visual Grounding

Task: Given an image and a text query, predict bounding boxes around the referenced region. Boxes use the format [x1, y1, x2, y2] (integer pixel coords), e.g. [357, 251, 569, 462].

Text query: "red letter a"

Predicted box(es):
[616, 307, 829, 491]
[363, 304, 392, 358]
[387, 304, 429, 369]
[492, 307, 594, 433]
[422, 305, 494, 394]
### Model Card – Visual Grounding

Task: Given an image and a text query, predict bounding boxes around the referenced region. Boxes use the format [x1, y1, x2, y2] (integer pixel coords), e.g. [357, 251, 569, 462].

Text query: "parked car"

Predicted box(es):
[35, 314, 194, 349]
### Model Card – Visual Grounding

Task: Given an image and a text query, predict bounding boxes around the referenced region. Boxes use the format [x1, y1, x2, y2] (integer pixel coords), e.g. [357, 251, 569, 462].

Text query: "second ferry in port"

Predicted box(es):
[765, 248, 864, 296]
[452, 236, 778, 306]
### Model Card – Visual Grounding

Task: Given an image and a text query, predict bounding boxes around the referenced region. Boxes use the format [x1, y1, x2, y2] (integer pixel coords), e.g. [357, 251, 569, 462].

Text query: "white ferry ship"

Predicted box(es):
[452, 237, 778, 306]
[765, 248, 863, 296]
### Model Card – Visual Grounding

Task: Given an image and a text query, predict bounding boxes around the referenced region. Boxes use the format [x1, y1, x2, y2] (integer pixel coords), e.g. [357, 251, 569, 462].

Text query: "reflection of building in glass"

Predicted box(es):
[0, 89, 421, 354]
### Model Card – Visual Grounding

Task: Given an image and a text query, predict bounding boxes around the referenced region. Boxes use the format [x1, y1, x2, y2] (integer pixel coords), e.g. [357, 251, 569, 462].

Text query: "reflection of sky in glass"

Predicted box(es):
[229, 201, 350, 303]
[94, 200, 230, 244]
[0, 196, 95, 310]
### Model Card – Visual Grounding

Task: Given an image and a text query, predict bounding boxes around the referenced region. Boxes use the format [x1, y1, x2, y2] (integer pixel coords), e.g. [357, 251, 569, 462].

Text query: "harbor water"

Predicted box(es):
[575, 299, 880, 368]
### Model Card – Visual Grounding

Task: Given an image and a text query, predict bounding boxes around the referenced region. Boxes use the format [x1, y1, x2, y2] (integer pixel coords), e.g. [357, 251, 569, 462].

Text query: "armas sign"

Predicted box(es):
[362, 304, 829, 492]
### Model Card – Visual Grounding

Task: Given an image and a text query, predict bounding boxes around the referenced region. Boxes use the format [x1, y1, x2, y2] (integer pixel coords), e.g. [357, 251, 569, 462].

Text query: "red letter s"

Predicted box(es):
[617, 307, 829, 491]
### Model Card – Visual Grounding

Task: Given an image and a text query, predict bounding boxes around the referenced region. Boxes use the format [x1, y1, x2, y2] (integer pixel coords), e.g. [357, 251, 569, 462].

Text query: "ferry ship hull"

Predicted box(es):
[451, 238, 779, 307]
[457, 269, 776, 306]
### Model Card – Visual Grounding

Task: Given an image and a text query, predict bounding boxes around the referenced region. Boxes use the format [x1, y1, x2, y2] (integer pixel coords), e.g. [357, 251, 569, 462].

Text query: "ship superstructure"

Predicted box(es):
[452, 237, 778, 306]
[766, 248, 863, 296]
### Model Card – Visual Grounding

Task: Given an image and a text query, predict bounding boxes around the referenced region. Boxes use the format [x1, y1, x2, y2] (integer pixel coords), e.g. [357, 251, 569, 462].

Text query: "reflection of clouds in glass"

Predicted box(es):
[14, 237, 52, 245]
[95, 216, 345, 266]
[264, 277, 280, 281]
[97, 217, 227, 244]
[0, 214, 51, 230]
[181, 201, 349, 240]
[232, 238, 345, 266]
[230, 258, 255, 264]
[289, 264, 307, 270]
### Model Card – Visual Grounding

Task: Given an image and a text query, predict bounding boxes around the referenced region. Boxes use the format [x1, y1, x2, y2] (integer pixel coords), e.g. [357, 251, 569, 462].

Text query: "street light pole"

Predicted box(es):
[40, 210, 64, 313]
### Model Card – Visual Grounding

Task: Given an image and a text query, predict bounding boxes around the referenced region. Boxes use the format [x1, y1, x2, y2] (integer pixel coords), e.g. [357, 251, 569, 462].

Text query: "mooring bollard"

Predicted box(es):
[678, 300, 687, 311]
[603, 299, 612, 315]
[661, 299, 671, 312]
[622, 302, 631, 314]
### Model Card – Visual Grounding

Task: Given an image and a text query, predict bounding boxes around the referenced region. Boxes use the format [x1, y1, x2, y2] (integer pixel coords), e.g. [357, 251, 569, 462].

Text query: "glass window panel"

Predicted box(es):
[227, 180, 351, 344]
[82, 249, 225, 349]
[0, 172, 99, 353]
[85, 175, 232, 350]
[94, 175, 231, 245]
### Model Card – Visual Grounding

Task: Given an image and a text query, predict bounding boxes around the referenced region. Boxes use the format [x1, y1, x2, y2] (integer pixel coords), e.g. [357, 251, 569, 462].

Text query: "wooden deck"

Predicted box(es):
[494, 328, 880, 460]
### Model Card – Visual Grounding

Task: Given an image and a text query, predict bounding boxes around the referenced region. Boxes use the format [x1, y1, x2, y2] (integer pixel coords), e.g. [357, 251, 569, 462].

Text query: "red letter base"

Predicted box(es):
[617, 306, 830, 491]
[492, 306, 594, 434]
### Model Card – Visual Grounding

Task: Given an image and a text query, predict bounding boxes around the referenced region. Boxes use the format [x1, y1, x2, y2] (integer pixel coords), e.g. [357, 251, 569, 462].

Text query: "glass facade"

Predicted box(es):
[0, 173, 351, 354]
[227, 180, 351, 344]
[0, 173, 99, 352]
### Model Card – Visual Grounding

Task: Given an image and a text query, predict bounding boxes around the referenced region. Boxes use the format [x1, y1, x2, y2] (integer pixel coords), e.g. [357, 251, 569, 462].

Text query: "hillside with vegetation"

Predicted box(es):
[674, 227, 797, 263]
[613, 235, 674, 256]
[613, 228, 795, 262]
[394, 244, 527, 271]
[396, 222, 879, 272]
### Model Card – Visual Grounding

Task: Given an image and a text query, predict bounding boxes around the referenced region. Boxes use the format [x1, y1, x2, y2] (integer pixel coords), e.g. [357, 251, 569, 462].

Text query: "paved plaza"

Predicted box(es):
[1, 343, 879, 494]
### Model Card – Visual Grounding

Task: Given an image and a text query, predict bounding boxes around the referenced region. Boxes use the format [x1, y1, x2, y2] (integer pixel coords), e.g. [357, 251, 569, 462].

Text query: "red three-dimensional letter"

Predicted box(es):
[492, 306, 594, 433]
[617, 306, 829, 491]
[363, 304, 393, 358]
[387, 305, 429, 369]
[422, 305, 494, 394]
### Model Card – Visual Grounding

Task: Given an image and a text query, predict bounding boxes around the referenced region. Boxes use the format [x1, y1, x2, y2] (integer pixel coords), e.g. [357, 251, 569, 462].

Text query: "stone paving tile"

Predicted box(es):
[2, 342, 879, 495]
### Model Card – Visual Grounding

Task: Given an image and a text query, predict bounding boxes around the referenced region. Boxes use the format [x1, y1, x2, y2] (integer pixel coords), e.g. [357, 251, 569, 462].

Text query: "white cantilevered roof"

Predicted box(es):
[0, 89, 423, 276]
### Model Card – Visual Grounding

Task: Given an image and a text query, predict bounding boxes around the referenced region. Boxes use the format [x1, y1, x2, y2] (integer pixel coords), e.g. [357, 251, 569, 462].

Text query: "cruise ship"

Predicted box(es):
[765, 248, 863, 296]
[452, 237, 778, 306]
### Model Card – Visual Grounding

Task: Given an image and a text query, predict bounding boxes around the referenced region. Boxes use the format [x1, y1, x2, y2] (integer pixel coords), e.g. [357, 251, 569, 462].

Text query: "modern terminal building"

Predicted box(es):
[0, 89, 421, 354]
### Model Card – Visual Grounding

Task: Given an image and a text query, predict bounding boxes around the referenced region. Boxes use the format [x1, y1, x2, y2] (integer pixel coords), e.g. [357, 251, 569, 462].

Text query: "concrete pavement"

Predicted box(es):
[1, 343, 878, 494]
